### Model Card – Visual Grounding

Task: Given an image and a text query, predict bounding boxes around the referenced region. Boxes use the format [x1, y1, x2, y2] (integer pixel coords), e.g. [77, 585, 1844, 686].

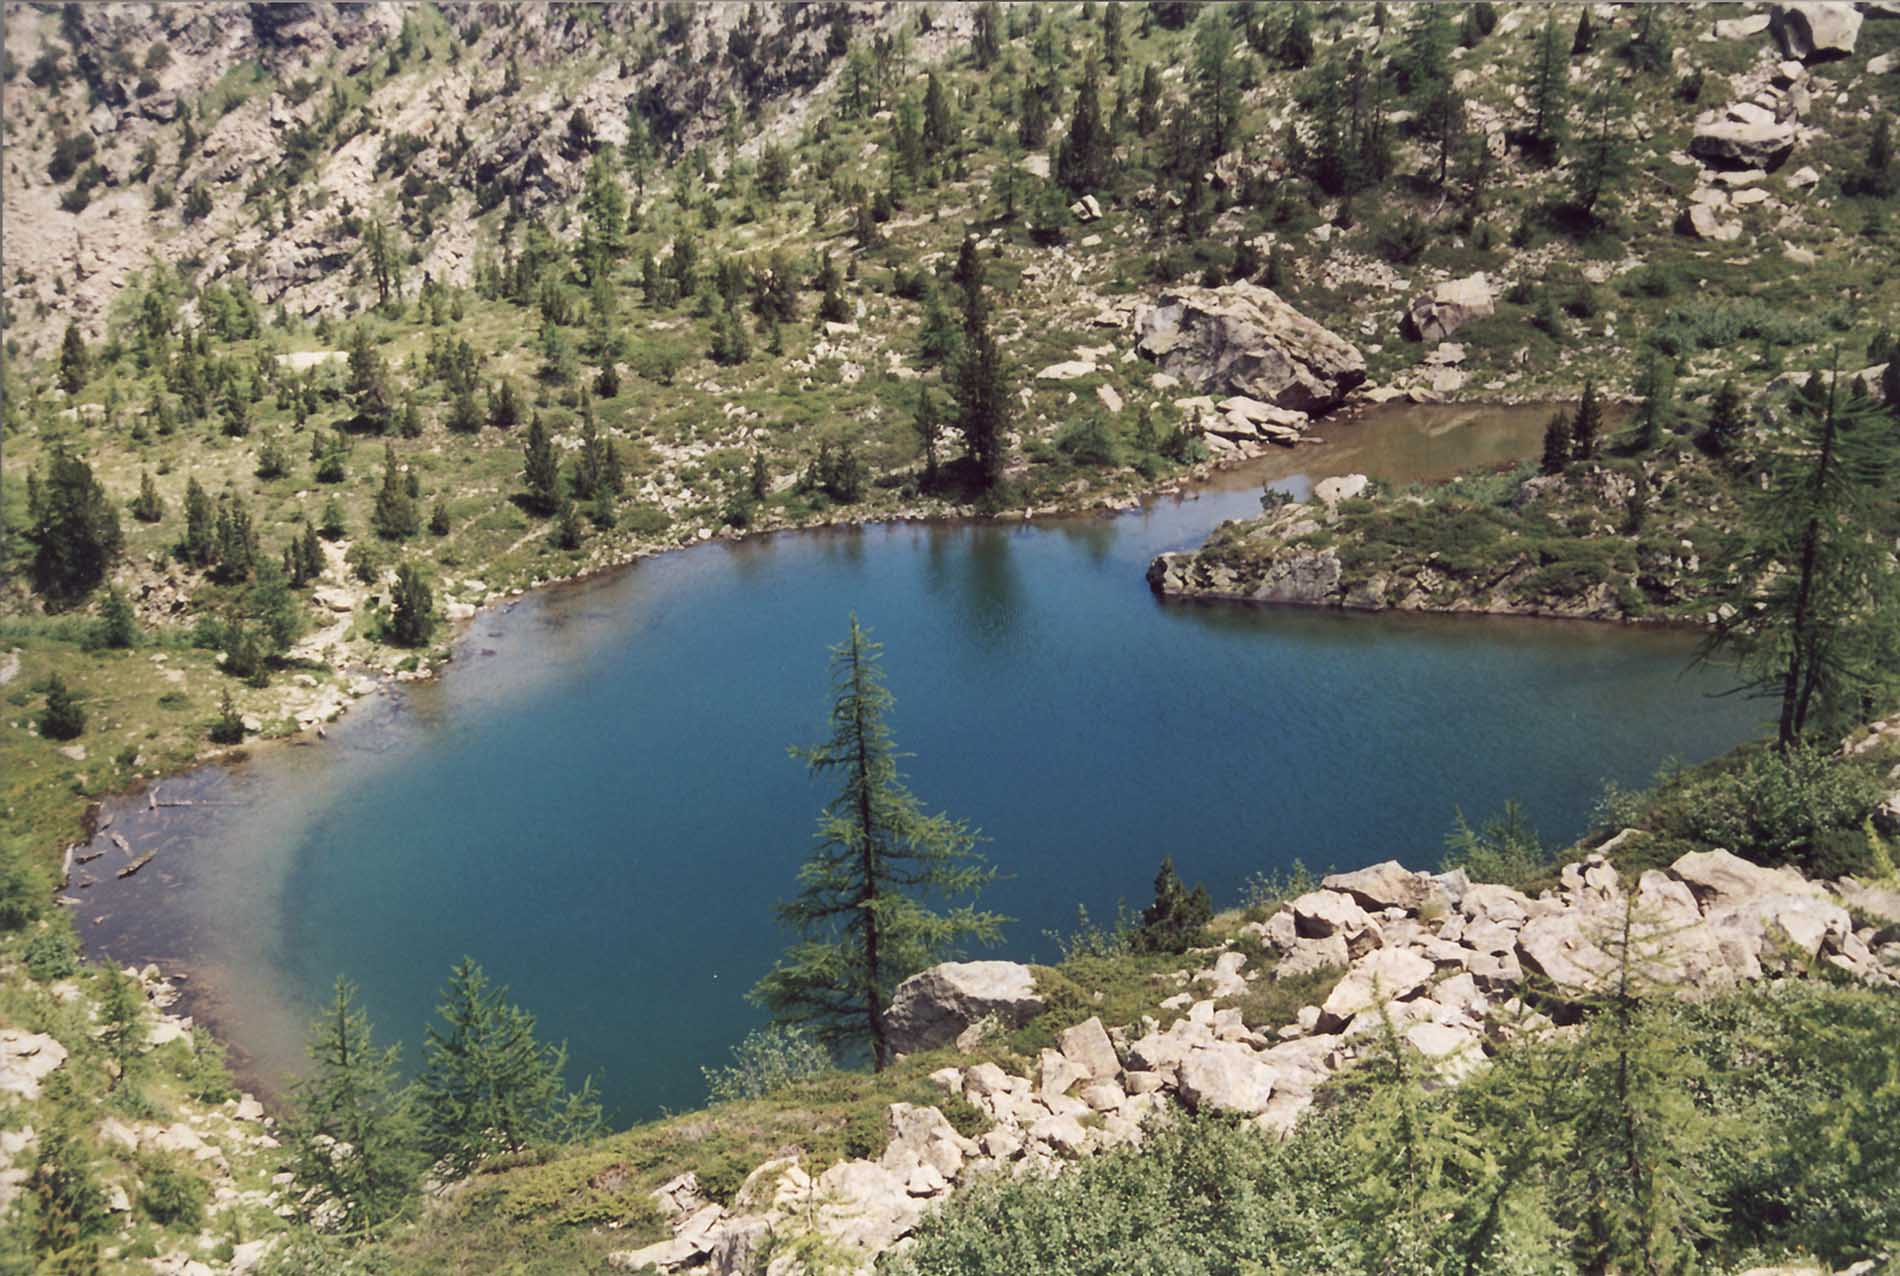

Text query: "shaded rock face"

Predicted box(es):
[884, 961, 1046, 1055]
[1133, 283, 1366, 414]
[1402, 273, 1494, 343]
[1772, 2, 1862, 60]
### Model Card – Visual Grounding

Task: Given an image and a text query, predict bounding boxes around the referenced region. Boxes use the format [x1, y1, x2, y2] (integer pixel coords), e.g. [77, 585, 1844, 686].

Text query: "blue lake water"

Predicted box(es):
[77, 405, 1762, 1122]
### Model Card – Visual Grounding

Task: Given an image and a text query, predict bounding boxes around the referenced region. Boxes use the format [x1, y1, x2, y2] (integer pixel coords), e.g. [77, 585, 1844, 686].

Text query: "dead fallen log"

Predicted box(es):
[117, 853, 155, 879]
[109, 832, 132, 855]
[74, 850, 105, 865]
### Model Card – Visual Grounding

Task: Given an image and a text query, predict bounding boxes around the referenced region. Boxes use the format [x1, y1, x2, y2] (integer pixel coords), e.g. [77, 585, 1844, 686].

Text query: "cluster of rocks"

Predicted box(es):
[1, 964, 289, 1275]
[1682, 2, 1870, 241]
[609, 844, 1899, 1275]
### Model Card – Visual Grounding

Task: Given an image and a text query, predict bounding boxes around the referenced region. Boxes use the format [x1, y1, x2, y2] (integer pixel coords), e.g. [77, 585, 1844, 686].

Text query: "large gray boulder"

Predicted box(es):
[1402, 273, 1494, 342]
[885, 961, 1047, 1054]
[1691, 112, 1799, 170]
[1772, 2, 1862, 59]
[1133, 283, 1366, 414]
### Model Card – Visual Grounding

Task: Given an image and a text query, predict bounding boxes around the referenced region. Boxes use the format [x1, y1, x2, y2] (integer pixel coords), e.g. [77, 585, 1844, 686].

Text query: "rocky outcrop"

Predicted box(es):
[615, 836, 1899, 1275]
[1402, 274, 1494, 343]
[884, 961, 1047, 1054]
[1771, 3, 1862, 60]
[1133, 283, 1366, 416]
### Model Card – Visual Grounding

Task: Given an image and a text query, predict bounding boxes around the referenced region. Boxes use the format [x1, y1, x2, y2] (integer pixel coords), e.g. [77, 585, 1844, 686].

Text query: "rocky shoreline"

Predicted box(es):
[606, 843, 1900, 1274]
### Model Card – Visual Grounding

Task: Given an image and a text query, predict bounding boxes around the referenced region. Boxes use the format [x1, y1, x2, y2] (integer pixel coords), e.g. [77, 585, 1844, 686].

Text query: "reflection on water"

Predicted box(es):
[74, 403, 1744, 1120]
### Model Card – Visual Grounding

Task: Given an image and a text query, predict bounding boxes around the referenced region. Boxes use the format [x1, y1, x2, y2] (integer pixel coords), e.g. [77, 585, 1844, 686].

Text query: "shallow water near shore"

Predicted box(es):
[75, 403, 1760, 1121]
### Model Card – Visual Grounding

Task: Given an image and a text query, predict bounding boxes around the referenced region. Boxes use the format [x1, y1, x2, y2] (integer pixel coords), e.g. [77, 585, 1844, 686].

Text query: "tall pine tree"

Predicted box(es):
[751, 618, 1005, 1068]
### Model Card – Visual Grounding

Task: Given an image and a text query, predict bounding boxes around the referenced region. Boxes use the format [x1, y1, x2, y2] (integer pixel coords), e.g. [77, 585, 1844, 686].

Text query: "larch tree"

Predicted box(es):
[417, 958, 601, 1179]
[751, 617, 1005, 1069]
[1700, 370, 1900, 749]
[285, 978, 423, 1233]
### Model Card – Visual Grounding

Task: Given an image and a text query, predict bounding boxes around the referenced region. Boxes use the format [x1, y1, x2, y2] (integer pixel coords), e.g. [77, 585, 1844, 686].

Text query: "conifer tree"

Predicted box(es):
[417, 958, 602, 1180]
[1523, 17, 1569, 162]
[96, 586, 138, 649]
[1057, 61, 1110, 194]
[346, 324, 394, 433]
[752, 618, 1005, 1068]
[1633, 354, 1671, 450]
[953, 245, 1010, 490]
[913, 386, 943, 490]
[183, 478, 215, 567]
[922, 71, 956, 161]
[578, 148, 626, 283]
[57, 320, 89, 395]
[132, 470, 164, 523]
[1102, 0, 1124, 71]
[250, 557, 304, 657]
[1541, 411, 1573, 476]
[1704, 378, 1746, 456]
[1554, 893, 1715, 1275]
[30, 448, 122, 605]
[1700, 373, 1900, 747]
[521, 414, 560, 515]
[1132, 857, 1212, 953]
[1571, 378, 1602, 461]
[371, 443, 420, 539]
[25, 1114, 107, 1270]
[1347, 1001, 1486, 1274]
[388, 563, 435, 647]
[286, 978, 422, 1233]
[1571, 85, 1630, 218]
[39, 673, 86, 741]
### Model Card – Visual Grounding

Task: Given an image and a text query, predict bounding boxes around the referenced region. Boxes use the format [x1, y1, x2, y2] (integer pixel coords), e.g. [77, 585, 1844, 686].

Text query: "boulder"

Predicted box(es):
[1317, 948, 1436, 1029]
[1402, 273, 1494, 342]
[879, 1103, 977, 1181]
[1176, 1044, 1278, 1116]
[1322, 861, 1448, 914]
[1683, 202, 1745, 241]
[1312, 474, 1370, 510]
[1057, 1016, 1122, 1081]
[1133, 283, 1366, 414]
[1668, 849, 1823, 908]
[1275, 932, 1350, 979]
[1714, 12, 1773, 39]
[885, 961, 1046, 1054]
[0, 1030, 68, 1101]
[1771, 3, 1862, 59]
[1516, 909, 1618, 994]
[1037, 360, 1098, 381]
[1290, 889, 1373, 938]
[1690, 115, 1798, 170]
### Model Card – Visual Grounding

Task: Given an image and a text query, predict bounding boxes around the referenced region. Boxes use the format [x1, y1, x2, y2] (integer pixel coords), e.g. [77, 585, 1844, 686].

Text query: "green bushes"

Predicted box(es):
[1647, 746, 1885, 875]
[138, 1156, 208, 1228]
[702, 1024, 832, 1104]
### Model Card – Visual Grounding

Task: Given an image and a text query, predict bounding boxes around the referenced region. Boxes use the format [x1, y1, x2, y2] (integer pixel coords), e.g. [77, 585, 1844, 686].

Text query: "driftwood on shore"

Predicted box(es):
[116, 853, 155, 879]
[74, 850, 104, 865]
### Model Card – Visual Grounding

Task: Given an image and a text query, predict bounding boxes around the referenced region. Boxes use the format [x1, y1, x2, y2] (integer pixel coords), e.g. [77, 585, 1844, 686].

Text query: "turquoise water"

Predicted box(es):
[78, 406, 1761, 1121]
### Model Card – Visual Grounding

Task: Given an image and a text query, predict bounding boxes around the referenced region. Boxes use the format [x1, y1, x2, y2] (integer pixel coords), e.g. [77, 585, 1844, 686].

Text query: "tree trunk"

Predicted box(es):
[1778, 391, 1839, 750]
